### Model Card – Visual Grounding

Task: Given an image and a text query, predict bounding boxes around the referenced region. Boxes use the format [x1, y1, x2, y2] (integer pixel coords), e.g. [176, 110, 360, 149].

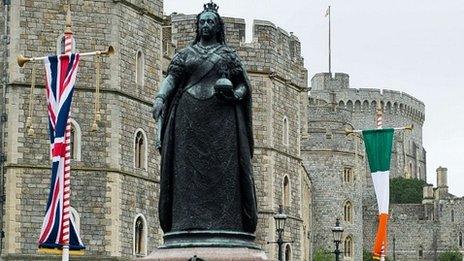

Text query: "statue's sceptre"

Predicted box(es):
[16, 7, 114, 261]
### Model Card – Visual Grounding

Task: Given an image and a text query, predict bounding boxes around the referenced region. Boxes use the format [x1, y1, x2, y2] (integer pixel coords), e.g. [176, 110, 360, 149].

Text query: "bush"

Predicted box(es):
[439, 249, 463, 261]
[390, 177, 427, 204]
[313, 248, 334, 261]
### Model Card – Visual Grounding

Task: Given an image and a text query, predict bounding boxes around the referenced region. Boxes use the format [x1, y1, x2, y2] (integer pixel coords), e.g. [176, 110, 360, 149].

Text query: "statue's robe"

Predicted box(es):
[158, 43, 257, 233]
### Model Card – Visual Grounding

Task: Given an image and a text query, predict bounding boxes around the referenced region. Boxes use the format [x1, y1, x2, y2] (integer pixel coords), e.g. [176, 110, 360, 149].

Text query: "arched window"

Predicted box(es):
[136, 50, 145, 86]
[419, 245, 423, 258]
[343, 167, 353, 183]
[70, 207, 80, 234]
[285, 244, 292, 261]
[344, 236, 353, 259]
[451, 209, 455, 222]
[134, 129, 147, 170]
[283, 175, 290, 207]
[344, 201, 352, 222]
[68, 119, 81, 161]
[459, 232, 462, 247]
[133, 214, 147, 257]
[283, 117, 289, 146]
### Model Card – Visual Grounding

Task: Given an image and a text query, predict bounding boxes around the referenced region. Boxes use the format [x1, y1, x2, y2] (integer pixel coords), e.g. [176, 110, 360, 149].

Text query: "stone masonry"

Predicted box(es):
[1, 0, 163, 260]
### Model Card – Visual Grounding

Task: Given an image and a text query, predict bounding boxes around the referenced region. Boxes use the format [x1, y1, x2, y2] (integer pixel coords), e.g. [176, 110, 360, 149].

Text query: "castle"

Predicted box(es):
[0, 1, 462, 260]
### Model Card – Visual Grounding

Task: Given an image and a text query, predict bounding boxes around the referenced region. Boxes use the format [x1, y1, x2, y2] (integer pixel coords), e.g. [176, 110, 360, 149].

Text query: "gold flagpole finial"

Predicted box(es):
[65, 6, 73, 34]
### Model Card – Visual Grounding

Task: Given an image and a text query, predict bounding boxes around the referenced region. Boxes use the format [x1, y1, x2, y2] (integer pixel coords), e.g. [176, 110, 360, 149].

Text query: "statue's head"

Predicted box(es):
[194, 1, 226, 44]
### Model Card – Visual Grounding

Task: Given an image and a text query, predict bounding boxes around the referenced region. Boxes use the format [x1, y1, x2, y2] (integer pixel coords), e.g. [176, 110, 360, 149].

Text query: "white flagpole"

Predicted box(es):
[327, 6, 332, 75]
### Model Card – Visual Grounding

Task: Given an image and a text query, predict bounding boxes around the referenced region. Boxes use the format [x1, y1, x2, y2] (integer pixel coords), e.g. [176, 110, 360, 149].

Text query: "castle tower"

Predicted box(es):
[301, 100, 364, 260]
[435, 166, 449, 198]
[1, 0, 164, 258]
[310, 72, 426, 182]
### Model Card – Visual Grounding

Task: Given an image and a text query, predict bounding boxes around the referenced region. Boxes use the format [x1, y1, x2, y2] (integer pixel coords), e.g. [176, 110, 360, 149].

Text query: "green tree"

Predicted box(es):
[390, 177, 427, 204]
[439, 249, 463, 261]
[313, 248, 334, 261]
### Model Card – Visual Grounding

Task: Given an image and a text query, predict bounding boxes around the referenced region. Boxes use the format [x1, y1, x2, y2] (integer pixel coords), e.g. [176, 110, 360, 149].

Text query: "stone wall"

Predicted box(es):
[2, 0, 163, 259]
[364, 197, 464, 260]
[301, 105, 365, 261]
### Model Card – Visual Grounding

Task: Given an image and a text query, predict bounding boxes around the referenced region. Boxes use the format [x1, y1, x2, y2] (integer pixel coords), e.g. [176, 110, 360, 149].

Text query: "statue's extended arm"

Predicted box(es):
[152, 74, 180, 121]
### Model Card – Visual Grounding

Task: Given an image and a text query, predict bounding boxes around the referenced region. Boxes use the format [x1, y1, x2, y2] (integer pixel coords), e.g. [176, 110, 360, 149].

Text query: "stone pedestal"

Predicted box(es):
[142, 247, 268, 260]
[141, 230, 268, 260]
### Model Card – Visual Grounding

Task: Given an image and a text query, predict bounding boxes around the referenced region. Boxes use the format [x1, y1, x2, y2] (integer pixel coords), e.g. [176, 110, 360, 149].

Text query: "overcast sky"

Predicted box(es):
[164, 0, 464, 197]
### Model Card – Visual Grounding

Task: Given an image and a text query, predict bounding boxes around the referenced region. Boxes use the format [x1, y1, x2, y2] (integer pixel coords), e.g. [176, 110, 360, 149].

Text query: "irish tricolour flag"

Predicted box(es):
[362, 128, 394, 260]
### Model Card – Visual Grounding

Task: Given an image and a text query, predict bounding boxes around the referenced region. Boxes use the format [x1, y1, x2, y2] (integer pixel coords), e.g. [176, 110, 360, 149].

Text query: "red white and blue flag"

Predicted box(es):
[38, 53, 85, 252]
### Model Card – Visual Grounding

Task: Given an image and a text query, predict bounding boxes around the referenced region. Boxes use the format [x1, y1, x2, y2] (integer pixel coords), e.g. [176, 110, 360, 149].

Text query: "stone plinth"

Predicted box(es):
[140, 230, 268, 260]
[142, 247, 268, 260]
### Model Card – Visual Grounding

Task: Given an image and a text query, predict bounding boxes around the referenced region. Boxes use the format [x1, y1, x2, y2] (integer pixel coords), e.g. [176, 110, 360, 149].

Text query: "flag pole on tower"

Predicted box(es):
[325, 5, 332, 75]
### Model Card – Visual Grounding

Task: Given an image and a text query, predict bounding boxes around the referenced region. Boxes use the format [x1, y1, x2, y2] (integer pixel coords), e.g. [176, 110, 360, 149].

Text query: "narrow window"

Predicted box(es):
[419, 245, 423, 258]
[451, 209, 455, 222]
[283, 176, 290, 207]
[70, 127, 75, 159]
[134, 129, 147, 170]
[283, 117, 289, 146]
[344, 167, 353, 183]
[285, 244, 292, 261]
[459, 232, 462, 247]
[344, 236, 353, 258]
[134, 215, 147, 256]
[344, 201, 352, 222]
[136, 50, 145, 86]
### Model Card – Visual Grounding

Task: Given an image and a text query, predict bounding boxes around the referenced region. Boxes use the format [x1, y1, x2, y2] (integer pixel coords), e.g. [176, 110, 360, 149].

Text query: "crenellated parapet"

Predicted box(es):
[165, 13, 307, 88]
[310, 74, 425, 126]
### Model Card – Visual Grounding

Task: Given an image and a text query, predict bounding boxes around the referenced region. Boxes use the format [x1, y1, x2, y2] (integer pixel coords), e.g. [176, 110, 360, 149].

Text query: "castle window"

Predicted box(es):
[283, 175, 290, 208]
[344, 236, 353, 259]
[68, 119, 81, 161]
[451, 209, 455, 222]
[134, 129, 148, 170]
[133, 214, 147, 257]
[285, 244, 292, 261]
[283, 117, 289, 146]
[136, 50, 145, 86]
[344, 201, 352, 222]
[70, 207, 80, 234]
[343, 167, 353, 183]
[419, 245, 423, 258]
[459, 232, 462, 247]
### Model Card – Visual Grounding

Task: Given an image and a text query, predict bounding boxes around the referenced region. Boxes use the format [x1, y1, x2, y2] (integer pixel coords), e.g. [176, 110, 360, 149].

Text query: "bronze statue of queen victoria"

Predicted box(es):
[152, 1, 258, 241]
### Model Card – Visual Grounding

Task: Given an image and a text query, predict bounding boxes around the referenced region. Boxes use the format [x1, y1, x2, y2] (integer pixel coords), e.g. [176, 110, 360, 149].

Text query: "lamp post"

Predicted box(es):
[271, 205, 288, 261]
[331, 218, 344, 261]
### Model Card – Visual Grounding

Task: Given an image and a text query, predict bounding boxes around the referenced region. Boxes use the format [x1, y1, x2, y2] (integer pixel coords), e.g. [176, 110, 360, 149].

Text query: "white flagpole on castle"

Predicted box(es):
[325, 6, 332, 75]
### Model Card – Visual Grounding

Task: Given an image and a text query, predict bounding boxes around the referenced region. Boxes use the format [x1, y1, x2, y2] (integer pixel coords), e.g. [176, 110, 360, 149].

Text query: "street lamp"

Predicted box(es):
[273, 205, 288, 261]
[331, 218, 344, 261]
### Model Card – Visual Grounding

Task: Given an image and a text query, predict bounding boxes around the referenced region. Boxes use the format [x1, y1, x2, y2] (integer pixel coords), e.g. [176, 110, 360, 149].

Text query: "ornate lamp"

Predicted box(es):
[273, 205, 288, 261]
[331, 218, 344, 261]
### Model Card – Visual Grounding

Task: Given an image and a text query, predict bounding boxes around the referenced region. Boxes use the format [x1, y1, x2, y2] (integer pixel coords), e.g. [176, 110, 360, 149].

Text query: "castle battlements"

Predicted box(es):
[310, 73, 425, 125]
[166, 13, 307, 88]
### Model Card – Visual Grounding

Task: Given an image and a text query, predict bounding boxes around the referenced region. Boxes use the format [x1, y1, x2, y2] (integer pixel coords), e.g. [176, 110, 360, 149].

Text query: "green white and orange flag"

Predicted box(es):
[362, 128, 394, 260]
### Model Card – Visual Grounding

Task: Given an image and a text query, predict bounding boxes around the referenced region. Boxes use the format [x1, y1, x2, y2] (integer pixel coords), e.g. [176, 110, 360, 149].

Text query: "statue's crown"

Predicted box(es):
[203, 1, 219, 13]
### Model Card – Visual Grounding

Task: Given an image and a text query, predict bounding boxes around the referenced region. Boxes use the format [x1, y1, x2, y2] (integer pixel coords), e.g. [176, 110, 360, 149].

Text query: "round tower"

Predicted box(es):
[301, 101, 364, 261]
